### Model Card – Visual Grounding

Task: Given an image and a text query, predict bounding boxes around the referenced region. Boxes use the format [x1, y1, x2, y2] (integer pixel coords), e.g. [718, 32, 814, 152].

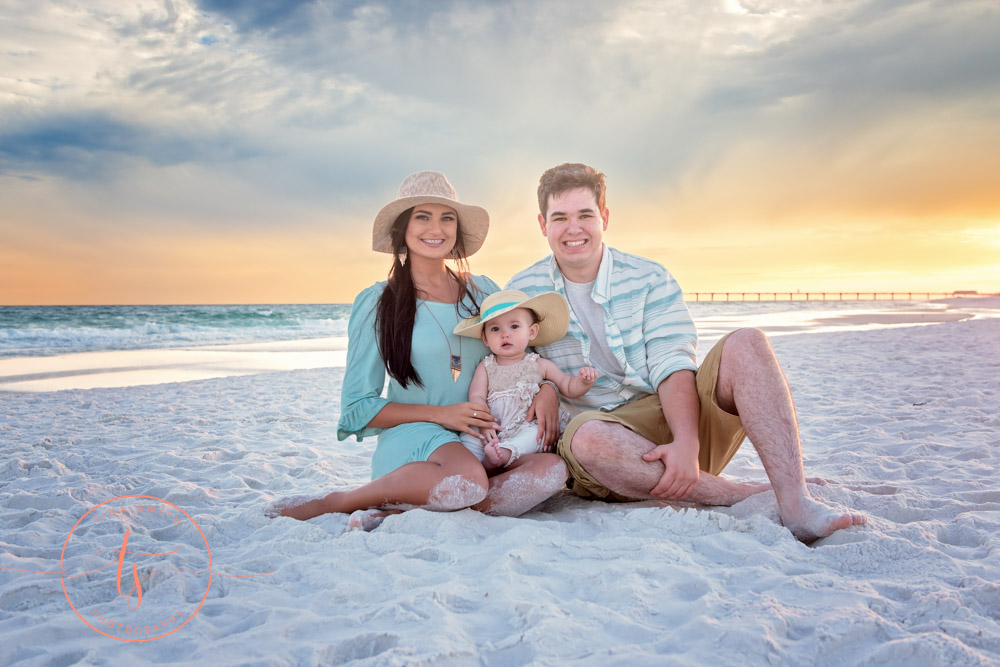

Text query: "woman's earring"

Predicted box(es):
[451, 247, 459, 258]
[398, 246, 407, 267]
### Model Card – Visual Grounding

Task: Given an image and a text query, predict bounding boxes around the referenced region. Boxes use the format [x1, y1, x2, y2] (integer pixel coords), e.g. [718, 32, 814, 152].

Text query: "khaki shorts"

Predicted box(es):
[557, 332, 746, 500]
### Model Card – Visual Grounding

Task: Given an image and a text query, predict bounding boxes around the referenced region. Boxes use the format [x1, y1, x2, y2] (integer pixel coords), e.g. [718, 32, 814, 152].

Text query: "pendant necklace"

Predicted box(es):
[421, 302, 462, 382]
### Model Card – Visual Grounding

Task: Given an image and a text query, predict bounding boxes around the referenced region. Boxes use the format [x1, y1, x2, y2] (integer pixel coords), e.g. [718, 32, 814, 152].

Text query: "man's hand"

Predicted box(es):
[526, 383, 560, 451]
[643, 437, 700, 500]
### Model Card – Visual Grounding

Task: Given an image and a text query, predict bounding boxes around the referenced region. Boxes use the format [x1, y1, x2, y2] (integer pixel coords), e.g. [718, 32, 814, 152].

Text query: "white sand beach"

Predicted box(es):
[2, 300, 999, 665]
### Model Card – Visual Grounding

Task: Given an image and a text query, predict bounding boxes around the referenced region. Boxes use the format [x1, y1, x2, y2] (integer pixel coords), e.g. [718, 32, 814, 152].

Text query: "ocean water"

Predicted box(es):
[0, 304, 352, 359]
[0, 299, 958, 360]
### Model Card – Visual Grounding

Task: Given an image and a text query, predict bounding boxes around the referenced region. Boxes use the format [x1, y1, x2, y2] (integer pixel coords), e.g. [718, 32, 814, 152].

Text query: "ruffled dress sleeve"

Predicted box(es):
[476, 274, 502, 295]
[337, 284, 390, 441]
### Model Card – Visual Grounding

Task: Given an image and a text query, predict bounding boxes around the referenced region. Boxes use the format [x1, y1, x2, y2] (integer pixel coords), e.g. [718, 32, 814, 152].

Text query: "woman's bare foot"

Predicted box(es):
[264, 494, 321, 519]
[779, 496, 866, 544]
[348, 508, 403, 531]
[268, 491, 345, 521]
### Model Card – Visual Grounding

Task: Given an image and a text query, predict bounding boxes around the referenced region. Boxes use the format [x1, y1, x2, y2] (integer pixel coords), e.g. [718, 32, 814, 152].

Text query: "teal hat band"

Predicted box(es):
[480, 301, 521, 322]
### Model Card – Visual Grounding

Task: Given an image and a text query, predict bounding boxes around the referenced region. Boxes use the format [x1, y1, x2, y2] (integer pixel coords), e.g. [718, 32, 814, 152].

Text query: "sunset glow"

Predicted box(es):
[2, 1, 999, 304]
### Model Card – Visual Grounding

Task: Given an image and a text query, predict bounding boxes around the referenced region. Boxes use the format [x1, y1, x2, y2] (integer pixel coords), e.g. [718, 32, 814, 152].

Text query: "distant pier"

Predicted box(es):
[688, 291, 989, 302]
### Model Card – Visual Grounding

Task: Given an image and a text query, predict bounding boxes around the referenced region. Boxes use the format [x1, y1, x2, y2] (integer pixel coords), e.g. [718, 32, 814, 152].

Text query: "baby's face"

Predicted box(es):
[482, 308, 539, 359]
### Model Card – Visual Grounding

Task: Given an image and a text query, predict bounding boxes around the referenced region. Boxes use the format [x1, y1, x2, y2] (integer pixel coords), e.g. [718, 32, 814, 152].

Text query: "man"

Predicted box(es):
[508, 162, 865, 543]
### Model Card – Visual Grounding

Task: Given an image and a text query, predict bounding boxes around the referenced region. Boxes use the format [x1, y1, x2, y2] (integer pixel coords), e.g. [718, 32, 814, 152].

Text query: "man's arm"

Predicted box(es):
[641, 369, 701, 500]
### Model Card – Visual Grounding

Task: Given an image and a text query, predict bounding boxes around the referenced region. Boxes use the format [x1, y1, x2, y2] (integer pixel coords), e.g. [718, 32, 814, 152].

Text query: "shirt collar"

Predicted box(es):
[593, 244, 613, 302]
[547, 245, 612, 301]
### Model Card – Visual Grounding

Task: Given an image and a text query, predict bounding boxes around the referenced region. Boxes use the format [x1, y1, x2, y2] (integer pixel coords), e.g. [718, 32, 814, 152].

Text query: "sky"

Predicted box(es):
[2, 0, 999, 305]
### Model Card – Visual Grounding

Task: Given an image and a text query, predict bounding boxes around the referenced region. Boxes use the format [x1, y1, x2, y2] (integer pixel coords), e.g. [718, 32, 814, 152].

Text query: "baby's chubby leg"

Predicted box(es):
[492, 424, 544, 469]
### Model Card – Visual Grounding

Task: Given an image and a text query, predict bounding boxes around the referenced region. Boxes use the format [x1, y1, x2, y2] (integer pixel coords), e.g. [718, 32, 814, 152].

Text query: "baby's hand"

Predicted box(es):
[482, 429, 500, 447]
[578, 367, 599, 385]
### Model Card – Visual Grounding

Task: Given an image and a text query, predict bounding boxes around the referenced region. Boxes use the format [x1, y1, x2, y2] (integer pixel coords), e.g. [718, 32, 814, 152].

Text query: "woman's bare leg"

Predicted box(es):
[276, 443, 488, 521]
[473, 453, 568, 517]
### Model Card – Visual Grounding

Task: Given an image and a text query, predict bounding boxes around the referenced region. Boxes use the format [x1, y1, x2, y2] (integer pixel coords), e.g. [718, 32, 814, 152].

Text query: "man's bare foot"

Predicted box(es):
[348, 508, 403, 531]
[780, 496, 866, 544]
[484, 442, 512, 469]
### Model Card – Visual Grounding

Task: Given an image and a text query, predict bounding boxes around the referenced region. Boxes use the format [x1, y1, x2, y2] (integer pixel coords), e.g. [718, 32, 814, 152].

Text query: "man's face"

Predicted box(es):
[538, 187, 609, 281]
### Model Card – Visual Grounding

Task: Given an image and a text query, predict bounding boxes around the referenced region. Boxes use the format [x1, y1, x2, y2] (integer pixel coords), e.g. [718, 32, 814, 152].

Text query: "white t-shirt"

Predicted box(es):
[563, 278, 626, 383]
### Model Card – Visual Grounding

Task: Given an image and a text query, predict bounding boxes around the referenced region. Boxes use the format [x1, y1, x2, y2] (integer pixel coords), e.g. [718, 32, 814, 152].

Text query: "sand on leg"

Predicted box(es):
[473, 452, 567, 517]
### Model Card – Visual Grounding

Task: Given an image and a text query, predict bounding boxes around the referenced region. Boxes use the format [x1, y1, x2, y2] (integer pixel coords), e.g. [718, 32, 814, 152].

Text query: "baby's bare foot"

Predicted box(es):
[484, 441, 507, 468]
[781, 496, 865, 544]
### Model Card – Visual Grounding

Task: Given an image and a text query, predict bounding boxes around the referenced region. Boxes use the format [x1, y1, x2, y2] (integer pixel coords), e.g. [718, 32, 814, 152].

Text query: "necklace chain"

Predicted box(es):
[421, 302, 462, 382]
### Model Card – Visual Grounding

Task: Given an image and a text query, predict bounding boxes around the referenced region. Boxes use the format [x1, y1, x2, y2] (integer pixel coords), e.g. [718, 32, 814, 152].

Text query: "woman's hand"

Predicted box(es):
[434, 402, 498, 439]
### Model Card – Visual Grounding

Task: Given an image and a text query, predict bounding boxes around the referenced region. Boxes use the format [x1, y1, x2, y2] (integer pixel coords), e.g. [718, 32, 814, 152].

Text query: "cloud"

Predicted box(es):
[0, 110, 267, 179]
[6, 0, 997, 196]
[196, 0, 346, 34]
[2, 0, 1000, 302]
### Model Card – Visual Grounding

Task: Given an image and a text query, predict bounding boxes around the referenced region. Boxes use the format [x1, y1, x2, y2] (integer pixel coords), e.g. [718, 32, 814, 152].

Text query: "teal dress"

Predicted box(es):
[337, 275, 500, 479]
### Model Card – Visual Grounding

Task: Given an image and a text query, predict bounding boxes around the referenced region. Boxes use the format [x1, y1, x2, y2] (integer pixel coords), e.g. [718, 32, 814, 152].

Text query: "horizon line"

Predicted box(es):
[3, 290, 999, 308]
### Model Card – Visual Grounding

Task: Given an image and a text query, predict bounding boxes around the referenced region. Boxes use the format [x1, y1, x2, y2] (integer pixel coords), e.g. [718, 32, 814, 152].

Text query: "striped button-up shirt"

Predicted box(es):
[506, 245, 697, 413]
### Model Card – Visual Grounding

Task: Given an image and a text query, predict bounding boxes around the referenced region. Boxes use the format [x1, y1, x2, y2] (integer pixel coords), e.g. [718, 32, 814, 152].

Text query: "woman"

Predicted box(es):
[276, 171, 567, 526]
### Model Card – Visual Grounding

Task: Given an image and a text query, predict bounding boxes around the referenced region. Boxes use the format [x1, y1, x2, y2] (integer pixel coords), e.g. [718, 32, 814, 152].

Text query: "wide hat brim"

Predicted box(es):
[372, 197, 490, 258]
[453, 290, 570, 347]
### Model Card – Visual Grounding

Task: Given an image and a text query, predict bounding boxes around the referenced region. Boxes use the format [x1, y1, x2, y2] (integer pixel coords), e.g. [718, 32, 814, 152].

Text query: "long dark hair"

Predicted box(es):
[375, 207, 484, 388]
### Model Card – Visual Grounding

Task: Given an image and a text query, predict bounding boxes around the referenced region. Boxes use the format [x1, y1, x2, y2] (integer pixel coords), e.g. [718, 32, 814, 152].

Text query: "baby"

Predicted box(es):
[454, 290, 598, 470]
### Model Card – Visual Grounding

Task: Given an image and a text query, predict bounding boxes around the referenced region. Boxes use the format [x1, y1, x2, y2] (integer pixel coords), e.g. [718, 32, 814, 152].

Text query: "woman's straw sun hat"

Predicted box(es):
[372, 171, 490, 258]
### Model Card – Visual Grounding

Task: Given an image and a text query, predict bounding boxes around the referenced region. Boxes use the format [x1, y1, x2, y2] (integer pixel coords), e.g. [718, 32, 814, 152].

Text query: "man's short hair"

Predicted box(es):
[537, 163, 607, 219]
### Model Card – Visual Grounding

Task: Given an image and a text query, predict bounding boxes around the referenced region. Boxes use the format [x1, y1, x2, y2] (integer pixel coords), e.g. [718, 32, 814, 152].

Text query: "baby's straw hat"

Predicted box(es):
[453, 290, 570, 347]
[372, 171, 490, 258]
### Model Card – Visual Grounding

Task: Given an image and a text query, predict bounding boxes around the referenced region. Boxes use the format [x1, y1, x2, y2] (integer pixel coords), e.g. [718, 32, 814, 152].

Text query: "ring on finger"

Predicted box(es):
[473, 411, 477, 418]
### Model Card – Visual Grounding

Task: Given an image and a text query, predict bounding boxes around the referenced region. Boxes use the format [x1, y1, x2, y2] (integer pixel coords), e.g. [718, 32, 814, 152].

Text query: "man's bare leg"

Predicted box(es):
[273, 443, 489, 521]
[716, 328, 865, 542]
[569, 328, 864, 542]
[570, 421, 769, 504]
